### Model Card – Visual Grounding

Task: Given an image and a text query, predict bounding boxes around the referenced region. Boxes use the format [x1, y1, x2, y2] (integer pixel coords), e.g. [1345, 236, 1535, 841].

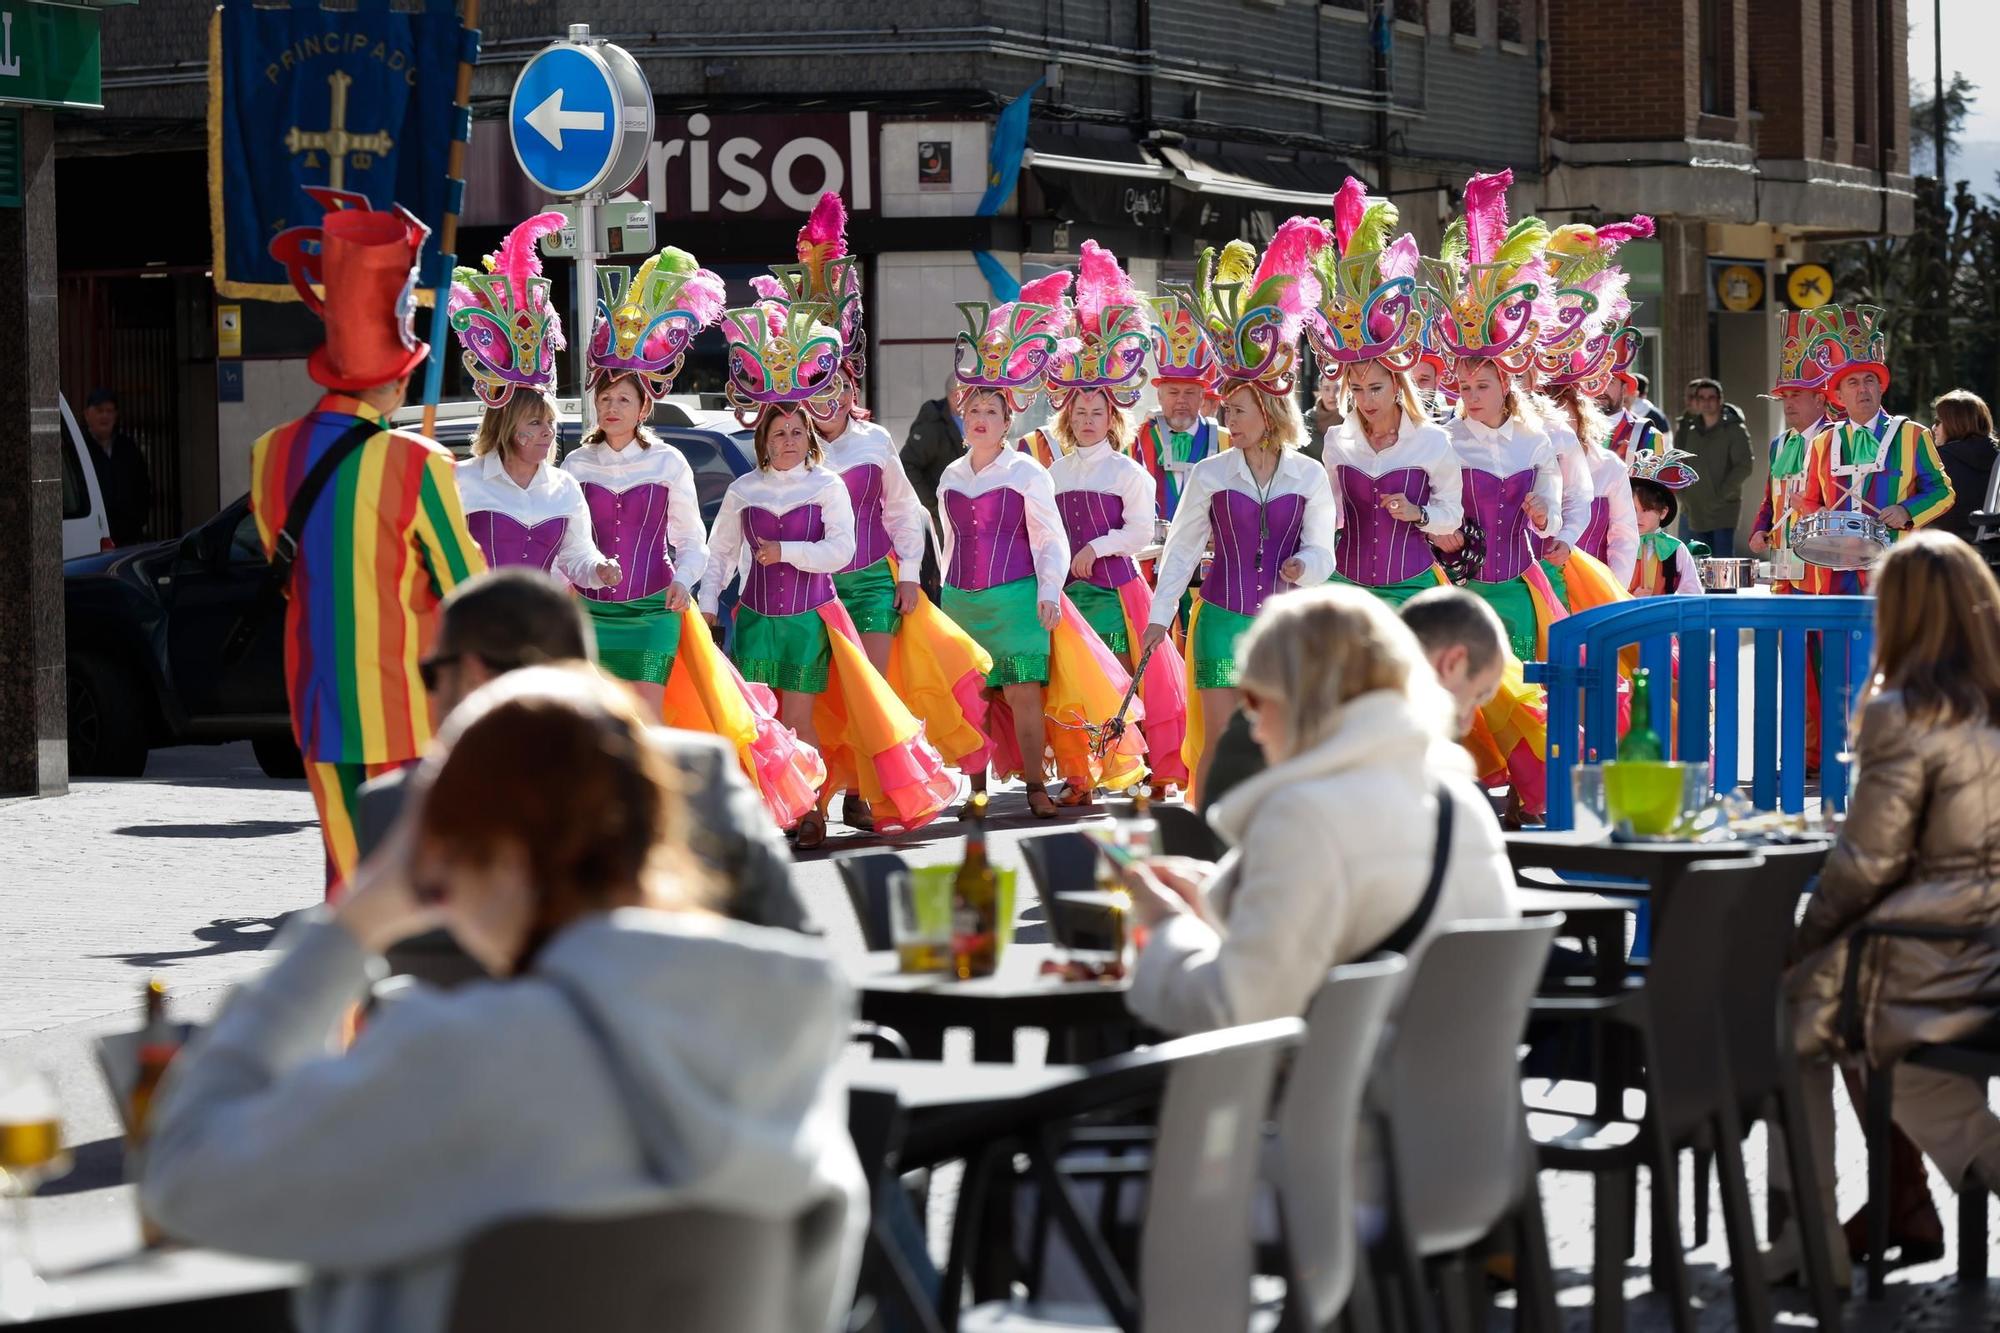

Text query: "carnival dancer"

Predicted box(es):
[765, 192, 995, 828]
[1551, 381, 1639, 586]
[252, 191, 485, 892]
[1747, 306, 1839, 591]
[1428, 171, 1567, 665]
[1308, 179, 1463, 607]
[1044, 241, 1191, 794]
[576, 246, 826, 829]
[705, 300, 957, 847]
[1142, 220, 1340, 801]
[1794, 304, 1953, 593]
[943, 275, 1147, 816]
[447, 213, 619, 591]
[1627, 446, 1704, 597]
[1136, 289, 1230, 519]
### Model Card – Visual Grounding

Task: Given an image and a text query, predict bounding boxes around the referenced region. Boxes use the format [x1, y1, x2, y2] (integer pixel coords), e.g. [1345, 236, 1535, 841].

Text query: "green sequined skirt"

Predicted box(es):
[582, 592, 682, 685]
[733, 604, 832, 694]
[1065, 580, 1129, 655]
[832, 557, 899, 635]
[944, 577, 1050, 687]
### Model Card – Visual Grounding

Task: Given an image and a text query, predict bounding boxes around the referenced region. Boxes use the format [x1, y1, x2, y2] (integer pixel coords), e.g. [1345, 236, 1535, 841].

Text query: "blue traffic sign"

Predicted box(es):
[509, 45, 621, 197]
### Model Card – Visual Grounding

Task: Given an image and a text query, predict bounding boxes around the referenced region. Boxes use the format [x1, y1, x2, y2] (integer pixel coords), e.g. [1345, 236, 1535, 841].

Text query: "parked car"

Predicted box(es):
[60, 394, 112, 560]
[64, 405, 757, 777]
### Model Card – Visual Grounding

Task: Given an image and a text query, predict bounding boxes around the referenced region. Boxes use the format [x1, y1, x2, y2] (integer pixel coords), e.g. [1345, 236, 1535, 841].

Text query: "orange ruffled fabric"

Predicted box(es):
[986, 595, 1148, 792]
[1466, 653, 1549, 816]
[1115, 578, 1190, 787]
[812, 601, 957, 835]
[658, 608, 825, 830]
[886, 592, 995, 774]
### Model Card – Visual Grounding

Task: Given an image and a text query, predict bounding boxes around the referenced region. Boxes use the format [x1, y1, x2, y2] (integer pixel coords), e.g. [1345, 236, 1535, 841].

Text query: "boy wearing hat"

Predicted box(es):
[1793, 304, 1954, 594]
[251, 192, 485, 891]
[1627, 447, 1704, 597]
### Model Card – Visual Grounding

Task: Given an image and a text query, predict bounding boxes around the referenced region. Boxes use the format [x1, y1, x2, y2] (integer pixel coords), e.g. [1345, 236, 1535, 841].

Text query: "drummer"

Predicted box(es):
[1792, 304, 1954, 592]
[1747, 307, 1838, 594]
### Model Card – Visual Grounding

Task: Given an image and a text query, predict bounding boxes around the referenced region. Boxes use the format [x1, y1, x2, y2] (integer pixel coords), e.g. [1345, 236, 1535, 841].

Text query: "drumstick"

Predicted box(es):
[1092, 637, 1163, 761]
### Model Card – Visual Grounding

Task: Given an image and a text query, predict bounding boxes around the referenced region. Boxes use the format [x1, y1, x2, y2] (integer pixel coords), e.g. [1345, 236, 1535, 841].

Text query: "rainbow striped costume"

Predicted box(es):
[250, 394, 486, 890]
[1794, 411, 1954, 594]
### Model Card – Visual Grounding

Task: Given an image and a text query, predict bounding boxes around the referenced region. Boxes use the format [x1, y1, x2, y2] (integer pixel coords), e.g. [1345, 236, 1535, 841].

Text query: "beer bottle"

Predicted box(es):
[127, 979, 180, 1165]
[1619, 669, 1665, 762]
[951, 792, 999, 979]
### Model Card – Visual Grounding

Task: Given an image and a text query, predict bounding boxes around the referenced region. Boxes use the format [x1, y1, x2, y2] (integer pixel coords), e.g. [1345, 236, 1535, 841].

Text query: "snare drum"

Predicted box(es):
[1792, 510, 1892, 570]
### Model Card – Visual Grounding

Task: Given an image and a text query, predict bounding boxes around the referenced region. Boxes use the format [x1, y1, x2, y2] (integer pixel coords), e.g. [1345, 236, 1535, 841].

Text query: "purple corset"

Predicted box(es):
[838, 463, 892, 573]
[580, 482, 674, 602]
[466, 511, 565, 576]
[1055, 490, 1138, 589]
[1204, 489, 1308, 617]
[740, 505, 837, 616]
[1576, 496, 1612, 563]
[944, 488, 1037, 591]
[1463, 469, 1539, 583]
[1334, 466, 1436, 586]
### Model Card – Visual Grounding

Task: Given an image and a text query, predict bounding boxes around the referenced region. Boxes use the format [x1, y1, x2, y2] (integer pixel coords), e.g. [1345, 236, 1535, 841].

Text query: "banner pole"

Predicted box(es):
[421, 0, 481, 437]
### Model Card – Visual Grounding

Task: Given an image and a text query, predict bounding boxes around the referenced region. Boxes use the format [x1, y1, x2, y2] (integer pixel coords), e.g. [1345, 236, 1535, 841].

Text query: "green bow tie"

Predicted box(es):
[1639, 531, 1680, 564]
[1770, 431, 1808, 478]
[1169, 430, 1194, 459]
[1839, 420, 1882, 468]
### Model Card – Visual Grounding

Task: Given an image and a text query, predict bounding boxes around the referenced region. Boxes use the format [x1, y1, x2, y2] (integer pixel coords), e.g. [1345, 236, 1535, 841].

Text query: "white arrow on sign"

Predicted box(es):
[524, 88, 606, 151]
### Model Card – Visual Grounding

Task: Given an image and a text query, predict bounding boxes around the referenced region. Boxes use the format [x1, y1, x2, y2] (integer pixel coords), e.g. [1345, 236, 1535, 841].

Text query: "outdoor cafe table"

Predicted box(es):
[846, 942, 1135, 1063]
[3, 1242, 300, 1329]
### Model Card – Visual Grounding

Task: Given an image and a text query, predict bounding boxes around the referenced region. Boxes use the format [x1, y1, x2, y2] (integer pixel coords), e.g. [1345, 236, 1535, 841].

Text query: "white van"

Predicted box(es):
[60, 394, 112, 559]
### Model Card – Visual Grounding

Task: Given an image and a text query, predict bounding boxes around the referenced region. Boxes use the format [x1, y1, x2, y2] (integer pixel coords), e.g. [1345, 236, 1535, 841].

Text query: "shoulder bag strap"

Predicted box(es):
[542, 969, 670, 1184]
[1374, 781, 1456, 957]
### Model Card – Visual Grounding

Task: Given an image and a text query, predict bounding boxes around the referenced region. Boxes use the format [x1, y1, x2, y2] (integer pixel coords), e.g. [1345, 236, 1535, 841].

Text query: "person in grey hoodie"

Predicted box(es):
[141, 666, 866, 1333]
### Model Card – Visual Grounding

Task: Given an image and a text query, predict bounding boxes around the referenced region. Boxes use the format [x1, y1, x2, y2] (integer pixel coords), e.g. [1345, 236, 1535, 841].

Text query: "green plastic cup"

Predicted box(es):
[1604, 761, 1698, 838]
[907, 865, 1018, 961]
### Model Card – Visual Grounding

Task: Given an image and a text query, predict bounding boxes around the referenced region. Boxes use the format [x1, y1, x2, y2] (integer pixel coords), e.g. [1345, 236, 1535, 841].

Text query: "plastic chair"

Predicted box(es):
[1375, 918, 1564, 1333]
[1274, 956, 1409, 1333]
[1151, 802, 1227, 861]
[1528, 860, 1775, 1333]
[835, 850, 911, 952]
[447, 1201, 848, 1333]
[1019, 833, 1108, 951]
[957, 1018, 1306, 1333]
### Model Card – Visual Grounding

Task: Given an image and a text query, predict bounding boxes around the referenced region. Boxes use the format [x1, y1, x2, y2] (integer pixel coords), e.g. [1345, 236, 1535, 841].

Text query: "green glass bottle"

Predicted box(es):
[1620, 668, 1665, 762]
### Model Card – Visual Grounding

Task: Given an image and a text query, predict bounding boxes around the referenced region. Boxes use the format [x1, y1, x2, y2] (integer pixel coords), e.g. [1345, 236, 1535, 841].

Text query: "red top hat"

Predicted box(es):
[270, 189, 433, 393]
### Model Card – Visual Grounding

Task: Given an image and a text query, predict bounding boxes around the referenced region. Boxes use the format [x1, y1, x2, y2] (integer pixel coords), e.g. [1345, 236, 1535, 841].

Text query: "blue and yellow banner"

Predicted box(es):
[208, 0, 470, 300]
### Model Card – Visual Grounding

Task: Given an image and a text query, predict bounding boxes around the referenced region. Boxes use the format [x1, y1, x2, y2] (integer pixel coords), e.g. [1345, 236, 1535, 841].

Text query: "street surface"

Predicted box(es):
[2, 741, 1994, 1328]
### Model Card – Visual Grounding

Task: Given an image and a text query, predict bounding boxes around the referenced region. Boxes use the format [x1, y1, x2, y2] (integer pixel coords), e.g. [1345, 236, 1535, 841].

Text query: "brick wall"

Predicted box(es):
[1748, 0, 1811, 160]
[1546, 0, 1696, 144]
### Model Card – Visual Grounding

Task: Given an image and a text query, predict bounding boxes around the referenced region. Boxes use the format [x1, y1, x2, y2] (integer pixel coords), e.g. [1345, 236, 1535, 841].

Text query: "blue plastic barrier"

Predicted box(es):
[1525, 595, 1875, 831]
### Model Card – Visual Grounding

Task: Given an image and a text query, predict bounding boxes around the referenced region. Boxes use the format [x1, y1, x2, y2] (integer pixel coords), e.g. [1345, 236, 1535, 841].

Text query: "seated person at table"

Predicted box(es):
[142, 667, 866, 1333]
[1200, 584, 1510, 810]
[1124, 586, 1518, 1033]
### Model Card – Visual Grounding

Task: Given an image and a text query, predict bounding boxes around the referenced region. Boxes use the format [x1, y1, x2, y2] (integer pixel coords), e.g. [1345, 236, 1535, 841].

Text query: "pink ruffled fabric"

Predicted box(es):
[1115, 579, 1189, 786]
[733, 669, 827, 829]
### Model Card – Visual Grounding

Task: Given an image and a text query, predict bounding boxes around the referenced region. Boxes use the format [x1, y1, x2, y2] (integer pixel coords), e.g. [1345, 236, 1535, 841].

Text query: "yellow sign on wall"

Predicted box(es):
[1785, 264, 1833, 308]
[217, 305, 243, 359]
[1714, 264, 1765, 313]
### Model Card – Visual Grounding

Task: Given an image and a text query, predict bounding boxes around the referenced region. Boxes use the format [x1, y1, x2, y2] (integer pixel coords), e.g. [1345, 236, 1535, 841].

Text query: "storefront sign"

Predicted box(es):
[919, 139, 951, 190]
[644, 111, 874, 218]
[1710, 261, 1766, 313]
[0, 3, 104, 110]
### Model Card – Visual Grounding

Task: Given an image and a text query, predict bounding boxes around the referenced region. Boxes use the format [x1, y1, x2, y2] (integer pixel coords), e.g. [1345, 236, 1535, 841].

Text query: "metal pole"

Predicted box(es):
[1933, 0, 1946, 188]
[577, 193, 598, 429]
[422, 0, 480, 437]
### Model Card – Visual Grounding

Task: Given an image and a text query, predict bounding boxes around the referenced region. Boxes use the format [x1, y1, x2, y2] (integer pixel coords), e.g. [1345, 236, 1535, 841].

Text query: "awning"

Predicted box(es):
[1152, 144, 1343, 209]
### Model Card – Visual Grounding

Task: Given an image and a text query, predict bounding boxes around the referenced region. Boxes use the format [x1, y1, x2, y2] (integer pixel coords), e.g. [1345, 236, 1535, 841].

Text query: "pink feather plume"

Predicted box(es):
[1075, 240, 1141, 338]
[675, 268, 726, 325]
[1594, 216, 1654, 250]
[749, 274, 785, 302]
[1331, 178, 1368, 256]
[1254, 216, 1332, 341]
[1461, 170, 1513, 267]
[798, 191, 848, 260]
[494, 211, 567, 301]
[1380, 233, 1419, 283]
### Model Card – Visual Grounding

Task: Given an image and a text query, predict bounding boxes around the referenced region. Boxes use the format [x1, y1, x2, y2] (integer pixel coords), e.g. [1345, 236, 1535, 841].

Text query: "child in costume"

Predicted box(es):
[449, 213, 619, 592]
[762, 193, 995, 829]
[1627, 447, 1704, 597]
[943, 274, 1146, 816]
[1044, 241, 1191, 795]
[705, 299, 957, 846]
[1143, 219, 1340, 801]
[1309, 178, 1463, 606]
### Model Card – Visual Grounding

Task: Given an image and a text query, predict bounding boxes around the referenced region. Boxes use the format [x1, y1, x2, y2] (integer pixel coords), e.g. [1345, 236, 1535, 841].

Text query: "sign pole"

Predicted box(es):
[421, 0, 480, 437]
[577, 191, 599, 429]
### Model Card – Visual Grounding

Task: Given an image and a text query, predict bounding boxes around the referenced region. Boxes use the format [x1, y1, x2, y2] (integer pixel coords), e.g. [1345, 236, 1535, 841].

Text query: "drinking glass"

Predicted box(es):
[887, 871, 950, 975]
[1571, 764, 1609, 840]
[0, 1063, 71, 1319]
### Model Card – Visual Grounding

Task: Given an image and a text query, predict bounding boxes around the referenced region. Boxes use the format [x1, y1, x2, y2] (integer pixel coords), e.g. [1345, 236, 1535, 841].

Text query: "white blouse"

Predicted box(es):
[1586, 445, 1640, 586]
[1542, 417, 1598, 548]
[561, 437, 709, 592]
[1322, 411, 1466, 537]
[935, 446, 1071, 603]
[1047, 441, 1158, 561]
[453, 453, 610, 589]
[819, 417, 929, 571]
[1148, 447, 1340, 629]
[1444, 415, 1562, 539]
[699, 464, 857, 615]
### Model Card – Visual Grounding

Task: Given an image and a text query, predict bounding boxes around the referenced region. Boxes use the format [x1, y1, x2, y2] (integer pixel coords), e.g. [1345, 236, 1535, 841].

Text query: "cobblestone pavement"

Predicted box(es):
[2, 742, 1994, 1326]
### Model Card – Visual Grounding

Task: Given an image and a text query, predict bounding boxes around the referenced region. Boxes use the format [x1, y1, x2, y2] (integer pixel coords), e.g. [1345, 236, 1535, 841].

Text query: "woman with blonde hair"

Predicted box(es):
[1123, 585, 1517, 1033]
[1143, 223, 1340, 801]
[1772, 530, 2000, 1281]
[143, 665, 867, 1333]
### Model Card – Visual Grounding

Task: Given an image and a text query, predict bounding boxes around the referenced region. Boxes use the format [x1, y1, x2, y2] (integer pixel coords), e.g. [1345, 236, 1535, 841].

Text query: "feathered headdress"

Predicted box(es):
[1534, 216, 1654, 390]
[1627, 443, 1700, 491]
[1307, 179, 1423, 371]
[1148, 293, 1218, 386]
[1044, 241, 1152, 409]
[953, 271, 1076, 411]
[752, 192, 866, 390]
[1422, 170, 1550, 377]
[723, 299, 846, 427]
[449, 212, 568, 406]
[587, 246, 727, 399]
[1770, 305, 1841, 395]
[1817, 303, 1892, 395]
[1165, 216, 1332, 398]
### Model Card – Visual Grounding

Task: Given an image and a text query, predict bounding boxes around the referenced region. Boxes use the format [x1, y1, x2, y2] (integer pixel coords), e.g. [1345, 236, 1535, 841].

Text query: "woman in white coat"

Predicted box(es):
[1123, 585, 1519, 1033]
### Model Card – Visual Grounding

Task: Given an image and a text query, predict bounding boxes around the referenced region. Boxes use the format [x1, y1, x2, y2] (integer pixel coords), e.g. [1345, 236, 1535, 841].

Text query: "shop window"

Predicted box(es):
[1498, 0, 1524, 45]
[1699, 0, 1734, 117]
